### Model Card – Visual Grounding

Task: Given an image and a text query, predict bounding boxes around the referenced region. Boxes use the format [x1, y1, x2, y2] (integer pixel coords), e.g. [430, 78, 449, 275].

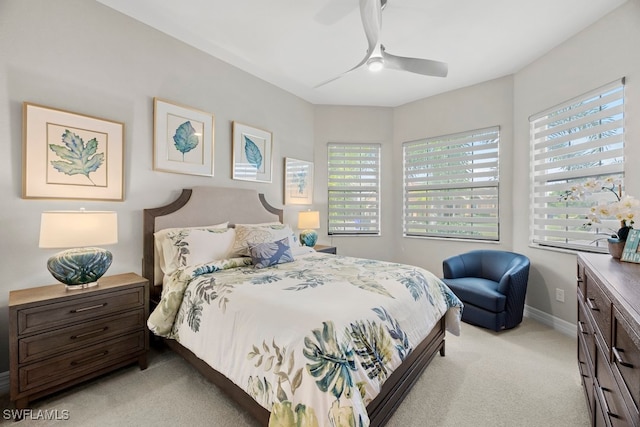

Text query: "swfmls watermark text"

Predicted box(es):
[3, 408, 70, 421]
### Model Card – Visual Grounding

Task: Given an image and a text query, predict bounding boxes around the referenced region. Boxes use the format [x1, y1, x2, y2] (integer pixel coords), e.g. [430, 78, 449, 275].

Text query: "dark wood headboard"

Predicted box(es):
[143, 187, 283, 300]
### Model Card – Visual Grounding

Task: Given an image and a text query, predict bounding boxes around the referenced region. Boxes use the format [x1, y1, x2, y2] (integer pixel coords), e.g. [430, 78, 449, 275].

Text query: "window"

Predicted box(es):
[327, 143, 381, 235]
[530, 78, 625, 252]
[403, 127, 500, 240]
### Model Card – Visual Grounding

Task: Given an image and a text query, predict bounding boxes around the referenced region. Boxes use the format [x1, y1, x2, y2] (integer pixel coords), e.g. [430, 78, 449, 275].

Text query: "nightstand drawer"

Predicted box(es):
[18, 331, 146, 393]
[17, 287, 145, 336]
[18, 309, 145, 364]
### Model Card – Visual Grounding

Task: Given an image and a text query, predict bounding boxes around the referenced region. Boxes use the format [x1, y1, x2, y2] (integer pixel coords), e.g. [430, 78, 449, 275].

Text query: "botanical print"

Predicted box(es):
[285, 158, 314, 205]
[153, 98, 214, 176]
[148, 251, 463, 427]
[47, 126, 106, 186]
[243, 134, 265, 172]
[167, 114, 203, 163]
[232, 121, 272, 182]
[23, 102, 124, 200]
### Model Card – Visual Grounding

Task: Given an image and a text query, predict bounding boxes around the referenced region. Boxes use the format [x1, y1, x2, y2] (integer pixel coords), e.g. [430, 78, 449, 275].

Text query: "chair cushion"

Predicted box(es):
[442, 277, 506, 313]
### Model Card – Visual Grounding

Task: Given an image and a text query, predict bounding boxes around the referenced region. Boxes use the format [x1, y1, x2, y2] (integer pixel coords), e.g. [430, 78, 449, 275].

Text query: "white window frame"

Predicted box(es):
[530, 78, 625, 253]
[327, 142, 381, 236]
[403, 126, 500, 241]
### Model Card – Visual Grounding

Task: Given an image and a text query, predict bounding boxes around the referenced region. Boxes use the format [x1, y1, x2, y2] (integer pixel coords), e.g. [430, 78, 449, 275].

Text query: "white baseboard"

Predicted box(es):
[524, 305, 576, 337]
[0, 370, 8, 395]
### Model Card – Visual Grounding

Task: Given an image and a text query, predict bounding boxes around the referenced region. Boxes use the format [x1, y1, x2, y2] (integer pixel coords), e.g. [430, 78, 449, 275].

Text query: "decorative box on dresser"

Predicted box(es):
[9, 273, 149, 410]
[577, 253, 640, 426]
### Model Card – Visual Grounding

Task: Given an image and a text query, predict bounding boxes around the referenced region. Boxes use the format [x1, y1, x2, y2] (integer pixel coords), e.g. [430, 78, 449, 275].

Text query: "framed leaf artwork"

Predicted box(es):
[284, 157, 313, 205]
[22, 102, 124, 201]
[232, 121, 273, 183]
[153, 98, 215, 176]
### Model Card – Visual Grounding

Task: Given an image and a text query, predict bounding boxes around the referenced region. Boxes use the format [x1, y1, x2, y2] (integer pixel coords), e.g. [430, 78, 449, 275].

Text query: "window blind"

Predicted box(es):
[530, 78, 625, 252]
[403, 126, 500, 240]
[328, 143, 381, 235]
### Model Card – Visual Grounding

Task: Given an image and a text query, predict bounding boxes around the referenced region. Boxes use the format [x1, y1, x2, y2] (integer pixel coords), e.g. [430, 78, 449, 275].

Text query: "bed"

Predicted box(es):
[143, 187, 462, 427]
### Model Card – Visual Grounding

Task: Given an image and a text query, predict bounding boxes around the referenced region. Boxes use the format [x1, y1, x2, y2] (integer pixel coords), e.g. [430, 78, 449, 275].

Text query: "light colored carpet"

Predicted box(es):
[2, 318, 590, 426]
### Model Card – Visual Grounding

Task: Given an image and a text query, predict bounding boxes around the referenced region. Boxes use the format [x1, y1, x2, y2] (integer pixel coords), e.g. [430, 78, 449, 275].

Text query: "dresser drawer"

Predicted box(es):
[18, 331, 145, 393]
[578, 332, 595, 414]
[579, 298, 597, 370]
[17, 287, 145, 336]
[596, 351, 634, 426]
[577, 261, 587, 300]
[585, 271, 612, 352]
[18, 309, 145, 364]
[612, 307, 640, 418]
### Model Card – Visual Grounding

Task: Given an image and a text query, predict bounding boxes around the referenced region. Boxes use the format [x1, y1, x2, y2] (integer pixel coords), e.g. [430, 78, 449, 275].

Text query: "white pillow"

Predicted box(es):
[163, 228, 236, 275]
[230, 223, 298, 257]
[154, 223, 230, 275]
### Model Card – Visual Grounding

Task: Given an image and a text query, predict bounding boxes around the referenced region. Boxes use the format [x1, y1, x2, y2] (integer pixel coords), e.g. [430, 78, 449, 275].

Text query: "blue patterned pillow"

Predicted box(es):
[249, 237, 294, 269]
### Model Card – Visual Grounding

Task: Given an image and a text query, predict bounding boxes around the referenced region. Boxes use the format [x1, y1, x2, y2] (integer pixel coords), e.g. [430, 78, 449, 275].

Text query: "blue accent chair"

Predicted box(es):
[441, 250, 530, 332]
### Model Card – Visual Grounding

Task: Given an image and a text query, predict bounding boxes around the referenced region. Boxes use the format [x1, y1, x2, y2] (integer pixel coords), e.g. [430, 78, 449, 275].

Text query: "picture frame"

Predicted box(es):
[284, 157, 314, 205]
[22, 102, 124, 201]
[621, 229, 640, 263]
[232, 121, 273, 183]
[153, 98, 214, 177]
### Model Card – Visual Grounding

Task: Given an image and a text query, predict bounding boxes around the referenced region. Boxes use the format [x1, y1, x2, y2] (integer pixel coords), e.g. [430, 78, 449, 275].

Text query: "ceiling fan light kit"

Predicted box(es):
[367, 56, 384, 72]
[315, 0, 448, 88]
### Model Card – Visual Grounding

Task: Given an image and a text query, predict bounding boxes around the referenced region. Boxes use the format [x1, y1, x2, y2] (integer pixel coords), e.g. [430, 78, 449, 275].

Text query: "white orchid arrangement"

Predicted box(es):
[560, 177, 639, 240]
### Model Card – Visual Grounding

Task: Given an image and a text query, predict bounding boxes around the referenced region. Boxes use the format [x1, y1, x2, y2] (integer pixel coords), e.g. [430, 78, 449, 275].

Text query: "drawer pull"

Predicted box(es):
[586, 298, 599, 312]
[578, 321, 588, 335]
[597, 385, 620, 419]
[70, 350, 109, 366]
[70, 303, 107, 313]
[612, 347, 634, 368]
[70, 327, 109, 340]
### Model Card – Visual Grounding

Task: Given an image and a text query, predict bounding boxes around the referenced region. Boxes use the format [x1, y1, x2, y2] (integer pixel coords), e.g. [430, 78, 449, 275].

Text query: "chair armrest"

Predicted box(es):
[497, 261, 530, 295]
[443, 255, 466, 279]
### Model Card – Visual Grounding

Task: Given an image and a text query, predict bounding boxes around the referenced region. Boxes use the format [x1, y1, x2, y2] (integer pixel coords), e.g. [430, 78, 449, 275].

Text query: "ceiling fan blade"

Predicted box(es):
[315, 0, 382, 88]
[381, 45, 448, 78]
[360, 0, 382, 58]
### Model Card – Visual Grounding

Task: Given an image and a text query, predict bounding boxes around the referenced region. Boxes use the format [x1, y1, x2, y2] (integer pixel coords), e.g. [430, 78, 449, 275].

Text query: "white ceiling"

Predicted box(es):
[97, 0, 627, 107]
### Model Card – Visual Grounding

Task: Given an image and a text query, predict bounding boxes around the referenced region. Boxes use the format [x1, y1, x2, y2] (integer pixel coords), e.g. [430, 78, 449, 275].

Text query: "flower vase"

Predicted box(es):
[607, 237, 626, 259]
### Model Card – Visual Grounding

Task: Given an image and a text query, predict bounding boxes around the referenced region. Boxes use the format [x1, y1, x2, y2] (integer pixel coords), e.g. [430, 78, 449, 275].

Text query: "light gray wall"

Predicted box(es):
[392, 76, 515, 274]
[512, 0, 640, 325]
[313, 106, 395, 261]
[0, 0, 315, 372]
[1, 0, 638, 375]
[389, 0, 640, 327]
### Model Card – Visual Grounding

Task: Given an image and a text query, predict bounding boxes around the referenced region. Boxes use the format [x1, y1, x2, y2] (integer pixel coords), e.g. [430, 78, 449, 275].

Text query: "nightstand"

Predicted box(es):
[314, 245, 337, 254]
[9, 272, 149, 410]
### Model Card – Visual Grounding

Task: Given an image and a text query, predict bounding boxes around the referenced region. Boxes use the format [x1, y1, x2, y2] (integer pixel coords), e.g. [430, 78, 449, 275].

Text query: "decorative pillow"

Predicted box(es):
[154, 222, 228, 275]
[230, 223, 298, 257]
[249, 237, 294, 269]
[161, 228, 236, 275]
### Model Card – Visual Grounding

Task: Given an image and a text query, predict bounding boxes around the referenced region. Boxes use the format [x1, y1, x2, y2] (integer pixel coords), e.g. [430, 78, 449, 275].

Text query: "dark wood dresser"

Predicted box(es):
[9, 273, 149, 410]
[577, 253, 640, 426]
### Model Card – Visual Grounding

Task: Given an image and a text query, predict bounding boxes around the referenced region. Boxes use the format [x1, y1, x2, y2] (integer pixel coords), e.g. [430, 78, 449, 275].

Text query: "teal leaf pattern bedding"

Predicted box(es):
[148, 252, 463, 427]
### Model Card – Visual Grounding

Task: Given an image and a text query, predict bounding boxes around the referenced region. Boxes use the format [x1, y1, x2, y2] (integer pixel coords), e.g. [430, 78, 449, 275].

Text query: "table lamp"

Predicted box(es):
[39, 210, 118, 289]
[298, 210, 320, 247]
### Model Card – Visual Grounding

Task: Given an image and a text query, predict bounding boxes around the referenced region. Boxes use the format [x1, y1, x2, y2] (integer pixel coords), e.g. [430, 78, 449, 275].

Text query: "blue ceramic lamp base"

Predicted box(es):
[47, 247, 113, 290]
[299, 230, 318, 247]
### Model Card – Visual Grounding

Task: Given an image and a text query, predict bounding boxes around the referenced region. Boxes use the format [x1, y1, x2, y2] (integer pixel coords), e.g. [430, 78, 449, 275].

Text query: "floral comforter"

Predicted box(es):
[148, 251, 462, 427]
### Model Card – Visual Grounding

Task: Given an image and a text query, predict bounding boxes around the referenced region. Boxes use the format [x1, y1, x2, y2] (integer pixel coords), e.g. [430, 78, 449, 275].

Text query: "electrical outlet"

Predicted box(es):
[556, 288, 565, 303]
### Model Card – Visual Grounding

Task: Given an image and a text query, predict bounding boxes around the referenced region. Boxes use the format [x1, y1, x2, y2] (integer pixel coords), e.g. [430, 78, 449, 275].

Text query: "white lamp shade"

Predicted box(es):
[298, 211, 320, 230]
[39, 211, 118, 248]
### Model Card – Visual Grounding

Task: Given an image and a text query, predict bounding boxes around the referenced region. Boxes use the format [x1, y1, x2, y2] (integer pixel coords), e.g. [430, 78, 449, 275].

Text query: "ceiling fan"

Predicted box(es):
[315, 0, 448, 88]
